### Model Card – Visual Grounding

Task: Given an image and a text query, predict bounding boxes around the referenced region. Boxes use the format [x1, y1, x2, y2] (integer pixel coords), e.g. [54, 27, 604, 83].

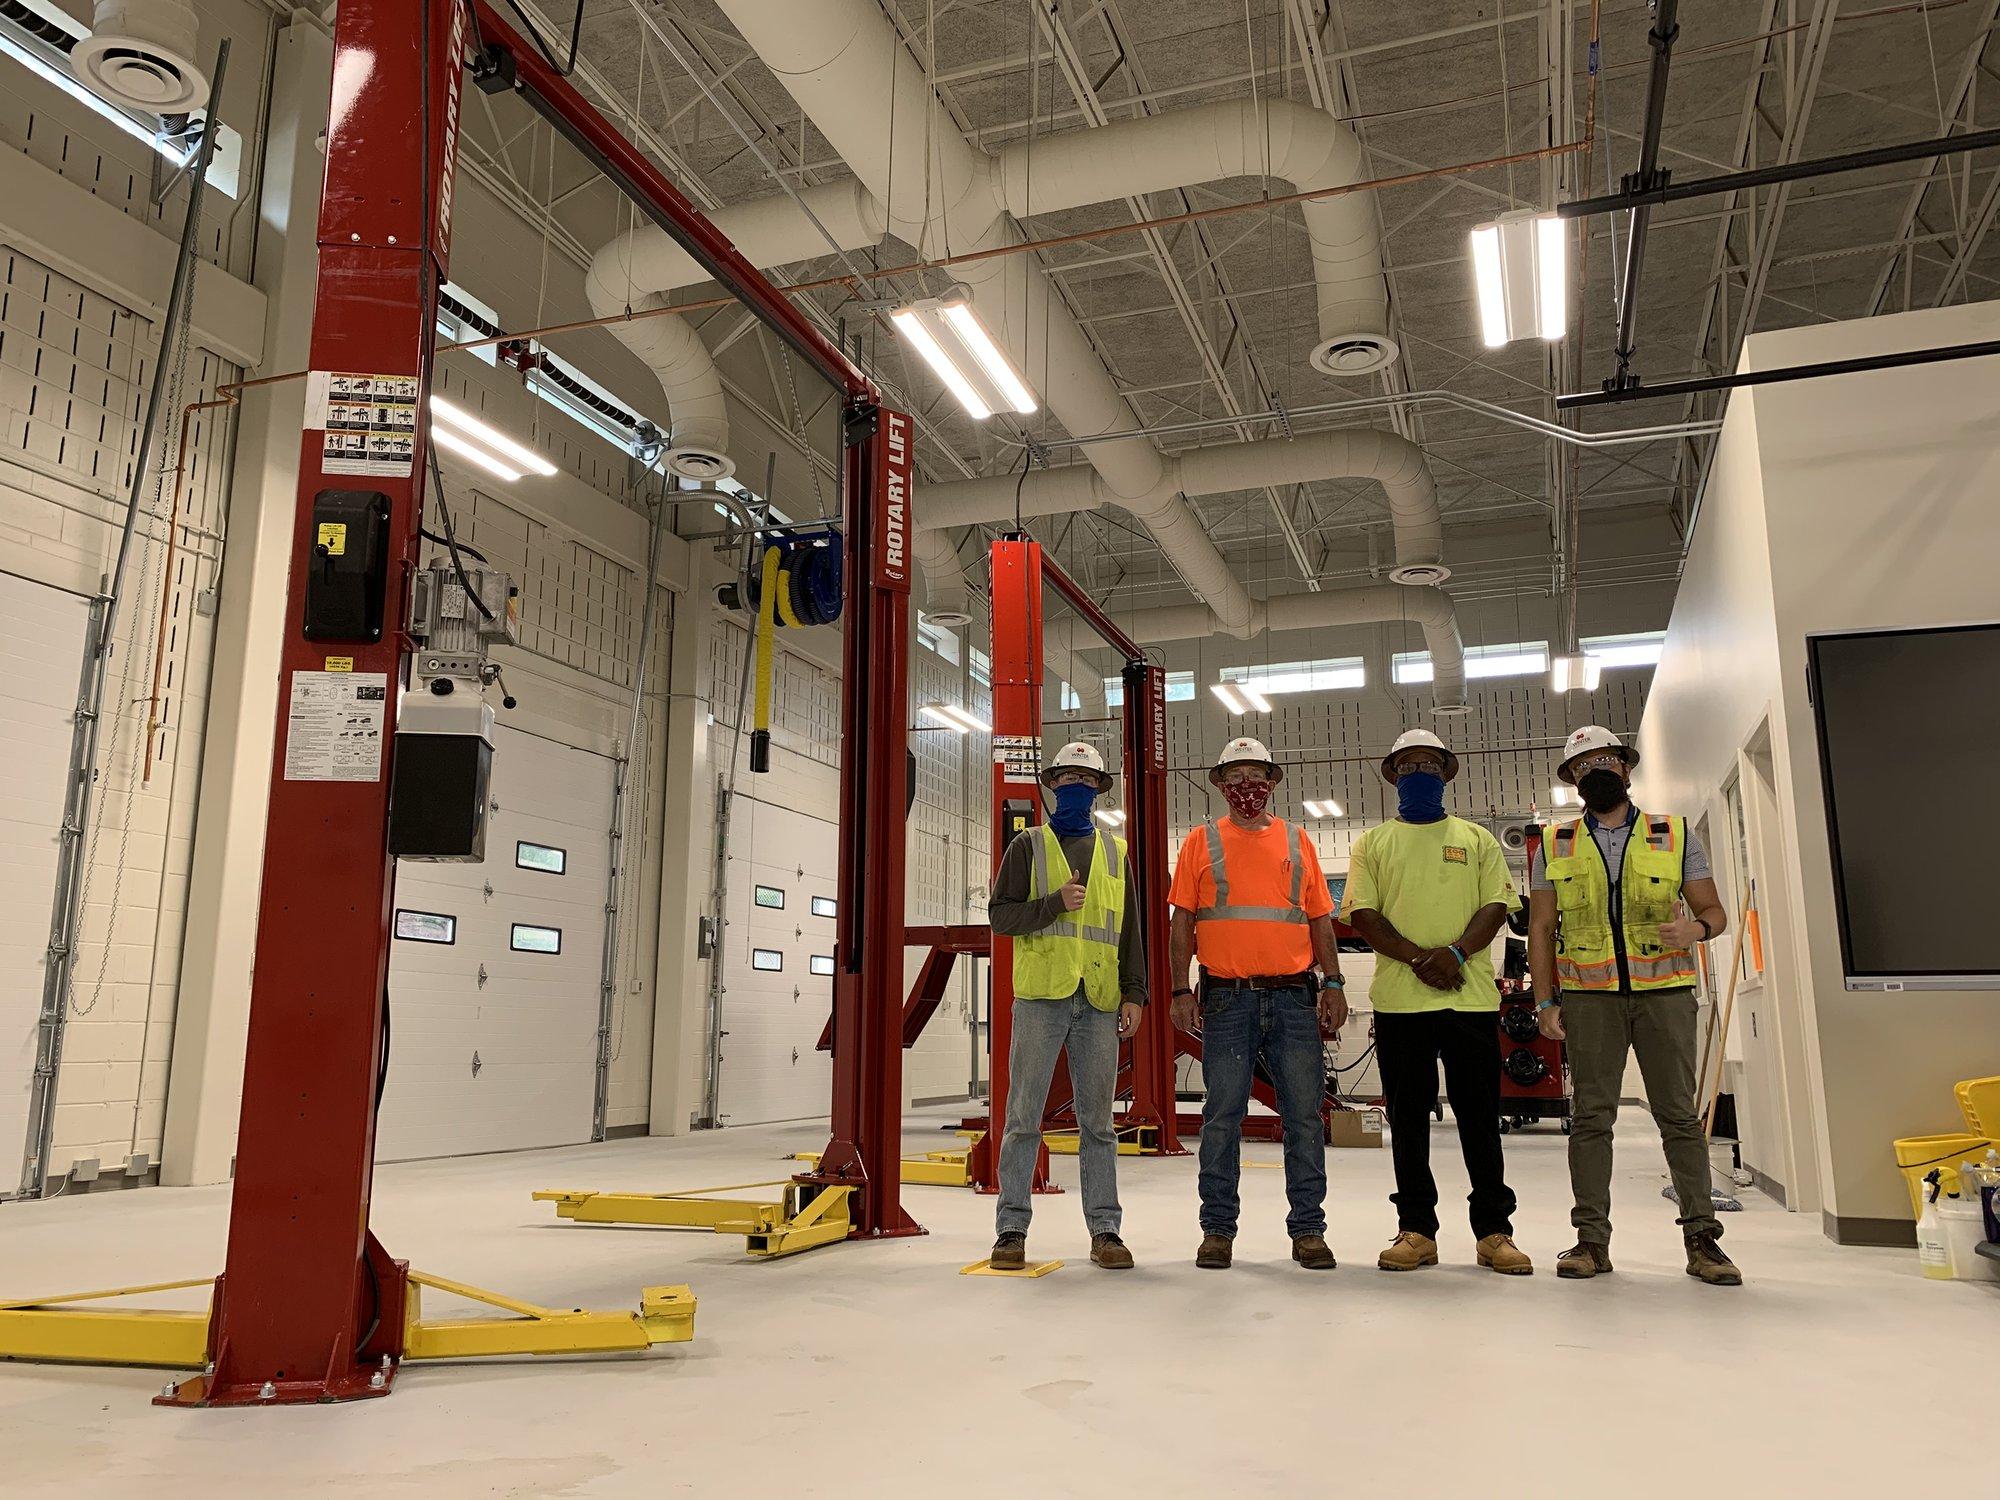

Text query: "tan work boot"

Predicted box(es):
[1685, 1230, 1743, 1286]
[1555, 1240, 1613, 1279]
[1476, 1233, 1534, 1275]
[1291, 1234, 1337, 1270]
[1377, 1231, 1439, 1271]
[1091, 1232, 1135, 1270]
[990, 1232, 1027, 1270]
[1196, 1233, 1233, 1269]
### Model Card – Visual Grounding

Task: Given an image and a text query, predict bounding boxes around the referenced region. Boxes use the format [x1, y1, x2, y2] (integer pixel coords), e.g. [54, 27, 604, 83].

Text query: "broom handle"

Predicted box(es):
[1700, 889, 1756, 1139]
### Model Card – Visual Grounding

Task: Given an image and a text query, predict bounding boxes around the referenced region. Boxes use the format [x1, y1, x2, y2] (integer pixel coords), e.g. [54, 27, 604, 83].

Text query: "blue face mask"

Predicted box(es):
[1396, 770, 1446, 823]
[1049, 781, 1098, 836]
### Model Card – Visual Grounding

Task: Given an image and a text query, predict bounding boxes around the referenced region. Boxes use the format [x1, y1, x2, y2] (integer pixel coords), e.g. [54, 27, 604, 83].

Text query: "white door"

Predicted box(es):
[0, 573, 91, 1184]
[377, 725, 615, 1161]
[715, 795, 839, 1126]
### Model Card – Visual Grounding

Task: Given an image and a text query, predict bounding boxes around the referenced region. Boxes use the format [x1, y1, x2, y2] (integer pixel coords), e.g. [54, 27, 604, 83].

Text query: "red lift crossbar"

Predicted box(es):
[173, 0, 916, 1408]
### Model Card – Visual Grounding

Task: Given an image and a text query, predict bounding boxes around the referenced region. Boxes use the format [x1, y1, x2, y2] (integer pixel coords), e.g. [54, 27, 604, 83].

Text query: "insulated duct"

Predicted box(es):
[589, 0, 1400, 625]
[73, 0, 208, 112]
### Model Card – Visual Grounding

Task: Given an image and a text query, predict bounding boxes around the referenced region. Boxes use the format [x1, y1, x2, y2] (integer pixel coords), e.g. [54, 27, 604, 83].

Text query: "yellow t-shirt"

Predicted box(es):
[1340, 815, 1514, 1014]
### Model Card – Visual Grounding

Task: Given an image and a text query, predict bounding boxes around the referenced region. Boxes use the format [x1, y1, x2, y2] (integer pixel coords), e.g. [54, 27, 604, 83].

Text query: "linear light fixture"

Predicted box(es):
[889, 297, 1038, 420]
[1469, 210, 1567, 347]
[1549, 652, 1602, 693]
[1302, 799, 1344, 819]
[1095, 808, 1126, 827]
[430, 424, 521, 483]
[919, 702, 989, 734]
[1237, 683, 1274, 713]
[1211, 682, 1247, 715]
[1549, 785, 1579, 808]
[431, 395, 558, 476]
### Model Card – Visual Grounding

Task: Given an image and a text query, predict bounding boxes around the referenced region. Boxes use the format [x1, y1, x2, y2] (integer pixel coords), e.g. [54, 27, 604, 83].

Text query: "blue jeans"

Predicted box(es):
[996, 990, 1122, 1238]
[1197, 981, 1327, 1238]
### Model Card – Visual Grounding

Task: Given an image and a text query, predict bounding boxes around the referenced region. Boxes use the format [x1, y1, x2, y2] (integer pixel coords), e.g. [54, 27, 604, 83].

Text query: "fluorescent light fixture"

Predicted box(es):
[920, 703, 988, 733]
[939, 301, 1038, 414]
[431, 395, 558, 476]
[1550, 652, 1602, 693]
[1302, 799, 1345, 819]
[430, 424, 522, 482]
[1211, 682, 1247, 715]
[1095, 808, 1126, 827]
[889, 297, 1038, 419]
[1468, 210, 1566, 347]
[1239, 684, 1274, 713]
[1550, 785, 1579, 808]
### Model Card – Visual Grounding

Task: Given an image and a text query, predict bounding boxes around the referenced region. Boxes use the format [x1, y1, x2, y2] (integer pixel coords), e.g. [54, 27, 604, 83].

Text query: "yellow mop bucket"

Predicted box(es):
[1895, 1133, 1995, 1217]
[1955, 1075, 2000, 1136]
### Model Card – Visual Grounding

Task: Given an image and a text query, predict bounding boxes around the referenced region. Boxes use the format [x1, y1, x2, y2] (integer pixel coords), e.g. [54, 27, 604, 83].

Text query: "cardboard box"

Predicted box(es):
[1328, 1107, 1384, 1149]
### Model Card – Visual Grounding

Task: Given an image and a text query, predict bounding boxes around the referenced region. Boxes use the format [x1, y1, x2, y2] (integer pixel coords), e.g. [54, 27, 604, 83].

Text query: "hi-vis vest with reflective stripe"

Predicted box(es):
[1198, 818, 1308, 927]
[1546, 813, 1697, 992]
[1013, 825, 1127, 1012]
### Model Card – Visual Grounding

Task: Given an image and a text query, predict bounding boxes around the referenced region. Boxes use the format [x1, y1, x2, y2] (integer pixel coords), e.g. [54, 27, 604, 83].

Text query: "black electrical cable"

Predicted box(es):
[503, 0, 586, 76]
[426, 438, 496, 622]
[419, 527, 487, 564]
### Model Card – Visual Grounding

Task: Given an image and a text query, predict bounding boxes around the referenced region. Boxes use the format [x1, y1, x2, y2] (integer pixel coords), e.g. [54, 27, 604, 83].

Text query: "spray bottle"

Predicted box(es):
[1916, 1169, 1953, 1280]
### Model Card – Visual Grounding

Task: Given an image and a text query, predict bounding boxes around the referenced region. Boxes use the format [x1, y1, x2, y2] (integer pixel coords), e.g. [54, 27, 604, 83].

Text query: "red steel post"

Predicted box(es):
[969, 538, 1054, 1193]
[176, 0, 469, 1407]
[1122, 662, 1186, 1153]
[802, 403, 922, 1240]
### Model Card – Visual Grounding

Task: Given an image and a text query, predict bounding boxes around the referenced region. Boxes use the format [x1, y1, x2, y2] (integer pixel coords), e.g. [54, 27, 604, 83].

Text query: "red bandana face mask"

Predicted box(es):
[1222, 780, 1272, 819]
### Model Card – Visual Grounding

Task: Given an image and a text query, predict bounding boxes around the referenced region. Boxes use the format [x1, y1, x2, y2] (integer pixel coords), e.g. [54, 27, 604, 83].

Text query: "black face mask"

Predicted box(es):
[1577, 768, 1628, 814]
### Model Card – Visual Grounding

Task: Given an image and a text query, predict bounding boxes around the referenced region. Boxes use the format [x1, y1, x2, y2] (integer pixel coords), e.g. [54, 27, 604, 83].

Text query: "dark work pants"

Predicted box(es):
[1374, 1008, 1516, 1239]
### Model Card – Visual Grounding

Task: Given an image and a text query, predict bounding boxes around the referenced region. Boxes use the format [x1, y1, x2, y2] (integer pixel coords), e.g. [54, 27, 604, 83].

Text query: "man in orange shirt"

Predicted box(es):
[1169, 737, 1347, 1270]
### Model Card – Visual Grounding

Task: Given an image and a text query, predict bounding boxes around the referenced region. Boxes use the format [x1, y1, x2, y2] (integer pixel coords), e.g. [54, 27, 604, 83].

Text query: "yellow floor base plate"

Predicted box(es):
[960, 1258, 1063, 1277]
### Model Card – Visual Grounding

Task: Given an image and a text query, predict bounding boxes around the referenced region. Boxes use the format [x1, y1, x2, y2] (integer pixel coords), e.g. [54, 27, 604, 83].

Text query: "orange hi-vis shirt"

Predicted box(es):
[1169, 817, 1334, 978]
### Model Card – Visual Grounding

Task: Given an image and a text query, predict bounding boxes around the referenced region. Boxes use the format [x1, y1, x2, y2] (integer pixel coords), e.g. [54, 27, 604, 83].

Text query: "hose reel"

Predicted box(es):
[736, 531, 843, 773]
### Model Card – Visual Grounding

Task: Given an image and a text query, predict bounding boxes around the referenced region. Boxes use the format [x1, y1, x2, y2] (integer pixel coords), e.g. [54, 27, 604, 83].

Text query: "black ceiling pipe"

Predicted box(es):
[1555, 337, 2000, 409]
[1609, 0, 1681, 391]
[1561, 123, 2000, 219]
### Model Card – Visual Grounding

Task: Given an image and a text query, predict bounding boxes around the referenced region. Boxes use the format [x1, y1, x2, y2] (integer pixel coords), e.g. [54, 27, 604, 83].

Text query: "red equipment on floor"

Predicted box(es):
[162, 0, 917, 1407]
[1499, 826, 1569, 1133]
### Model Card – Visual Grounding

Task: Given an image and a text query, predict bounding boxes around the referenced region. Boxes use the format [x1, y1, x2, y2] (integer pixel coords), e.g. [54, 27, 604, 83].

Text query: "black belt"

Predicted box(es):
[1203, 970, 1313, 991]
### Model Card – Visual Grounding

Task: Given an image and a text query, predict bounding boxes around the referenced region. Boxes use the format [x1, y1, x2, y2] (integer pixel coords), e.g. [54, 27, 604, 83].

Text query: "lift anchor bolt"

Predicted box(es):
[369, 1370, 386, 1391]
[161, 1382, 178, 1399]
[259, 1381, 276, 1401]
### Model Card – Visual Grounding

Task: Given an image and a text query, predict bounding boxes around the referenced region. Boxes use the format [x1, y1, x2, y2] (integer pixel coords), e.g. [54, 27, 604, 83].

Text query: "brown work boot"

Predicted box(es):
[1291, 1234, 1337, 1270]
[1556, 1240, 1613, 1279]
[1091, 1232, 1135, 1270]
[990, 1231, 1027, 1270]
[1685, 1230, 1743, 1286]
[1377, 1231, 1439, 1271]
[1196, 1233, 1234, 1269]
[1476, 1233, 1534, 1276]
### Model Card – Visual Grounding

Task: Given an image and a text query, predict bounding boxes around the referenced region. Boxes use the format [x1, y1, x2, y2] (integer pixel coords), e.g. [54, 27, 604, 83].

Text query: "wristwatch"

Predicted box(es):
[1695, 915, 1714, 941]
[1446, 944, 1468, 967]
[1320, 974, 1346, 990]
[1171, 986, 1195, 1000]
[1535, 996, 1562, 1012]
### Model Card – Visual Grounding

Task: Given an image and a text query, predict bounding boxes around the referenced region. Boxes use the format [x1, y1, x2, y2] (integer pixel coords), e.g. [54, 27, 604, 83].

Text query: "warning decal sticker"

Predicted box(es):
[306, 371, 419, 477]
[283, 670, 388, 782]
[993, 733, 1040, 782]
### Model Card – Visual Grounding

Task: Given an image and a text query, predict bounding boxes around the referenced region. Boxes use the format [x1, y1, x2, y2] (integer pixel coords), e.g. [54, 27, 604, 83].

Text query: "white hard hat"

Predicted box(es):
[1557, 724, 1639, 784]
[1040, 739, 1112, 790]
[1209, 735, 1282, 786]
[1381, 727, 1461, 784]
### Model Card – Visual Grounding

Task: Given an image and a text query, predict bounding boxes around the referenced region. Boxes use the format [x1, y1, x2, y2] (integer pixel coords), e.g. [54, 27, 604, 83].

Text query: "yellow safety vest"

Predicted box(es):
[1546, 812, 1697, 993]
[1012, 825, 1127, 1012]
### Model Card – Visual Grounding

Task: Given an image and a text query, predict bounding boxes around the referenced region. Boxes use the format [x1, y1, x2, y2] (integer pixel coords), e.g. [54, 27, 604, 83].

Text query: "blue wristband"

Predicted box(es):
[1447, 944, 1467, 967]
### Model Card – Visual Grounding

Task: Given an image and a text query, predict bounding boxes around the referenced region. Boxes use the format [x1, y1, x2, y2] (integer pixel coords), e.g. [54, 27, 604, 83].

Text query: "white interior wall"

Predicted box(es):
[1638, 298, 2000, 1240]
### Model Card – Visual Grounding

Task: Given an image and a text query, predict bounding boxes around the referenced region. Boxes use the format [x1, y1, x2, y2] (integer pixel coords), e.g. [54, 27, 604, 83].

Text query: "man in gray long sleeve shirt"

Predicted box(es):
[988, 828, 1148, 1004]
[985, 740, 1145, 1273]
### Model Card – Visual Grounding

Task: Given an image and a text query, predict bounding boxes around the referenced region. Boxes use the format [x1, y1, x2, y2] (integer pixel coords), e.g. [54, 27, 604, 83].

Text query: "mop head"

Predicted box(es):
[1664, 1184, 1744, 1212]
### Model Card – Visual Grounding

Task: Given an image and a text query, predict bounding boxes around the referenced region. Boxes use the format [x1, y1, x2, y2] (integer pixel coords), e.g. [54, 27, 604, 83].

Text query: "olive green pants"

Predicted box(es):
[1563, 988, 1721, 1245]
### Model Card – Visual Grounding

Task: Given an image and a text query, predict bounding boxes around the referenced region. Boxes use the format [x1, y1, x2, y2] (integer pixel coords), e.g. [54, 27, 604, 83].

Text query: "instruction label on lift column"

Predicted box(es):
[283, 670, 388, 781]
[994, 734, 1039, 781]
[304, 371, 419, 477]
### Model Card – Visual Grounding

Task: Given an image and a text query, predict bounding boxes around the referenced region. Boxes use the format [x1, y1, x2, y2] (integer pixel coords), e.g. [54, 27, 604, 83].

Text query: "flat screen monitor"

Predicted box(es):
[1807, 622, 2000, 990]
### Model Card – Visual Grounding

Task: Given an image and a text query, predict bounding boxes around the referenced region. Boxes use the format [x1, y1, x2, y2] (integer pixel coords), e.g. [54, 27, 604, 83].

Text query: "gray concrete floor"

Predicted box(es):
[1, 1106, 1992, 1497]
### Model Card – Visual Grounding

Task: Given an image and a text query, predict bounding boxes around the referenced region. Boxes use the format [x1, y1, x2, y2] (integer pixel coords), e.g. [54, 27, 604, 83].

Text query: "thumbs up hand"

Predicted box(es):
[1059, 870, 1087, 911]
[1657, 901, 1707, 949]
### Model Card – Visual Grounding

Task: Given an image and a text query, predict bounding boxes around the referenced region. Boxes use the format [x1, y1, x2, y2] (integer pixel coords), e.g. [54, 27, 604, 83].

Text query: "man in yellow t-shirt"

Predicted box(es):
[1340, 729, 1529, 1276]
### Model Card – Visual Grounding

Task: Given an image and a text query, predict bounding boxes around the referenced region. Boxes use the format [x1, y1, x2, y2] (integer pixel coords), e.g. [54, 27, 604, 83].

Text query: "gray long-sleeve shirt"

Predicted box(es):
[987, 826, 1148, 1005]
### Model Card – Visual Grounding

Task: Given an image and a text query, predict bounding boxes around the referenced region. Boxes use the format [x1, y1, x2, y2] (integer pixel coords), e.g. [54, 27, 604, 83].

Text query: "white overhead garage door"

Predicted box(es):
[715, 795, 839, 1127]
[0, 572, 91, 1185]
[377, 725, 615, 1162]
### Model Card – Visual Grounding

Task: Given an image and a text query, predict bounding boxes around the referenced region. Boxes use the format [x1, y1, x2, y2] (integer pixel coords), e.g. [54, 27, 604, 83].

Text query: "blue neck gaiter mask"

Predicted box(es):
[1049, 782, 1098, 837]
[1397, 771, 1447, 824]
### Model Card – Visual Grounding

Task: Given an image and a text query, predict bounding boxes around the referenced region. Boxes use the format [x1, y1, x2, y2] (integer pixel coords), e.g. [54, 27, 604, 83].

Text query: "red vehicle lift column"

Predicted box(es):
[968, 538, 1054, 1194]
[1120, 658, 1184, 1154]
